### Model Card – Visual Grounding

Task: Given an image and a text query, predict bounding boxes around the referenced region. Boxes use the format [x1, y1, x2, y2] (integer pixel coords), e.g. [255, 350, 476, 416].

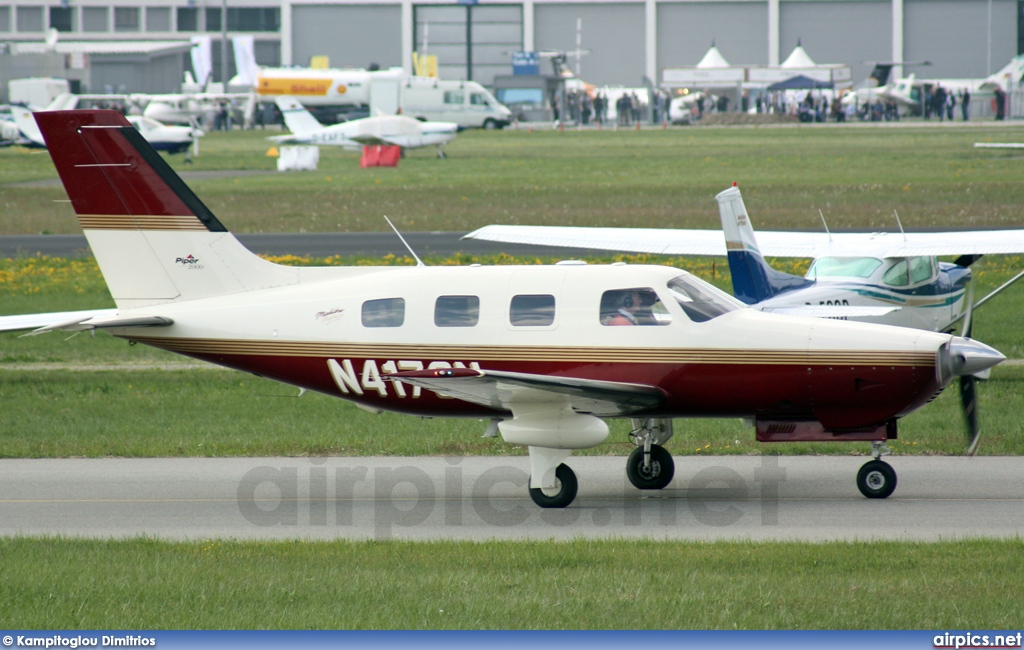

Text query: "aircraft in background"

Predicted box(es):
[843, 56, 1024, 114]
[465, 184, 1024, 334]
[8, 102, 203, 153]
[271, 97, 459, 157]
[0, 110, 1005, 506]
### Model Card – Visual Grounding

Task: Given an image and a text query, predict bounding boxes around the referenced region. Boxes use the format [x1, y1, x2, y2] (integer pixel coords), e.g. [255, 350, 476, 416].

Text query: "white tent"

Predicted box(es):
[696, 45, 730, 69]
[781, 42, 817, 69]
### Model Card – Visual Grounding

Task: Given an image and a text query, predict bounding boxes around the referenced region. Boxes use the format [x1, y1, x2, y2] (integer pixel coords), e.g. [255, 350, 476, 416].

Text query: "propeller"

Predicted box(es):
[958, 282, 981, 456]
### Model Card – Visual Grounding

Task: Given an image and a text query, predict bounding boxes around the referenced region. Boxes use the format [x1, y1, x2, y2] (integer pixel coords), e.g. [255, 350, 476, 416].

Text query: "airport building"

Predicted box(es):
[0, 0, 1017, 91]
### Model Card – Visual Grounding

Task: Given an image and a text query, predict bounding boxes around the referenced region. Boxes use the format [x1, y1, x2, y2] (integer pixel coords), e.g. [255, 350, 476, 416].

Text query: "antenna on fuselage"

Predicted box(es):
[894, 211, 907, 242]
[383, 215, 426, 267]
[818, 209, 832, 242]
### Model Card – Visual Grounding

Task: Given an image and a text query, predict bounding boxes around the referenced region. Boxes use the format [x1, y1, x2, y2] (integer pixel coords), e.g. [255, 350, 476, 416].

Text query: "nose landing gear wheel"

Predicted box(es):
[856, 459, 897, 499]
[528, 463, 578, 508]
[626, 444, 675, 490]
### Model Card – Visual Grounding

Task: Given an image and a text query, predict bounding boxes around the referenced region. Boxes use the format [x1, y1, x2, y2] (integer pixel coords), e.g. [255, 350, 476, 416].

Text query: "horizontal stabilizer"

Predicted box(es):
[26, 313, 173, 336]
[0, 309, 117, 333]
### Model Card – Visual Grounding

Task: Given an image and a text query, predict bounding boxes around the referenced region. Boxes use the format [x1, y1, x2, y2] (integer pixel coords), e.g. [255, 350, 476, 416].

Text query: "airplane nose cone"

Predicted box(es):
[940, 336, 1005, 381]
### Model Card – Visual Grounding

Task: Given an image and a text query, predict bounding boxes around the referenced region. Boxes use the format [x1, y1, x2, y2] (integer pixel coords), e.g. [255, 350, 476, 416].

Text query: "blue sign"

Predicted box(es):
[512, 50, 540, 75]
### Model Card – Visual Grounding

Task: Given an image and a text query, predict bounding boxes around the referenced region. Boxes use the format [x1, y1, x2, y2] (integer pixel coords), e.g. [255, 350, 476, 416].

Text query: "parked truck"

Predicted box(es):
[256, 67, 511, 128]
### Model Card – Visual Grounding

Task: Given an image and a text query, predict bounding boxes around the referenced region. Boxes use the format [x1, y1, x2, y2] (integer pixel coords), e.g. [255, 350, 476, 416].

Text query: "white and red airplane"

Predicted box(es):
[0, 110, 1006, 507]
[271, 97, 459, 158]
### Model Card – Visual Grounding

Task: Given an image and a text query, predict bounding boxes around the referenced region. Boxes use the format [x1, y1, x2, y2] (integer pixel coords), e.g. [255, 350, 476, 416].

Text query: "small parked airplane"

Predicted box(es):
[0, 111, 1005, 507]
[271, 97, 459, 157]
[464, 184, 1024, 335]
[8, 102, 202, 154]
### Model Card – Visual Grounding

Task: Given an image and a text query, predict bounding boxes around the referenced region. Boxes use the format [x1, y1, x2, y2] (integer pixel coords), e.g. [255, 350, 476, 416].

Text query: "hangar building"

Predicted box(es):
[0, 0, 1017, 90]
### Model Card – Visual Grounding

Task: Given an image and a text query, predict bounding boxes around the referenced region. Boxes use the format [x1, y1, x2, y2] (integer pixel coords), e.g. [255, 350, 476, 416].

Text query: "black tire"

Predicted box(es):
[626, 444, 675, 490]
[856, 460, 897, 499]
[482, 118, 498, 130]
[528, 464, 578, 508]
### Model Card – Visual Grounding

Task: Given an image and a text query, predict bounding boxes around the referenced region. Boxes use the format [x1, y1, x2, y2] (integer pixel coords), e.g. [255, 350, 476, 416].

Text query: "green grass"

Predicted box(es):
[2, 125, 1024, 235]
[0, 537, 1021, 629]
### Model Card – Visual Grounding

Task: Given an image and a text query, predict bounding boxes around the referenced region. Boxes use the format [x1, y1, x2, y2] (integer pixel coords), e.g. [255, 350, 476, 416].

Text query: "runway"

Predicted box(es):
[2, 456, 1021, 541]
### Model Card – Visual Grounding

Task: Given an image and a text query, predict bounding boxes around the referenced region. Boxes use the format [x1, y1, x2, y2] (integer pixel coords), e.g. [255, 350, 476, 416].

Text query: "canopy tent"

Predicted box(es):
[767, 75, 834, 91]
[695, 45, 730, 69]
[780, 43, 817, 69]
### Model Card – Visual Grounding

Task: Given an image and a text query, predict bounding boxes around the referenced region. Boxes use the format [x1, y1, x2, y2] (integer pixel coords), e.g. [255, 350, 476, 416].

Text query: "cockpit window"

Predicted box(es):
[882, 260, 909, 287]
[666, 274, 744, 323]
[910, 256, 934, 284]
[807, 257, 883, 279]
[600, 288, 670, 326]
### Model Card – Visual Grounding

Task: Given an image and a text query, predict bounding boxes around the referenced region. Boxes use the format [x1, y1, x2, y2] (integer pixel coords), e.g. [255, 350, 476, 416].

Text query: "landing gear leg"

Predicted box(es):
[857, 441, 897, 499]
[526, 446, 578, 508]
[626, 418, 675, 490]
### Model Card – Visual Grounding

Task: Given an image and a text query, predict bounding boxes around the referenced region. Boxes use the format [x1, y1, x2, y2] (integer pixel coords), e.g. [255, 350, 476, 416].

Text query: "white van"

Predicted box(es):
[400, 77, 512, 129]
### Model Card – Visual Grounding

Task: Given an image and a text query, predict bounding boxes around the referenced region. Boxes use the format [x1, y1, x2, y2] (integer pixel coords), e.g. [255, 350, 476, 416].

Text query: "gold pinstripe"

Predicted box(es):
[128, 336, 935, 367]
[78, 214, 207, 231]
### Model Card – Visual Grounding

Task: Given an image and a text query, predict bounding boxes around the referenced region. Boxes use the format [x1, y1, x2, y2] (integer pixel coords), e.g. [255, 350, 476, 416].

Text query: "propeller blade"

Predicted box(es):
[959, 374, 980, 456]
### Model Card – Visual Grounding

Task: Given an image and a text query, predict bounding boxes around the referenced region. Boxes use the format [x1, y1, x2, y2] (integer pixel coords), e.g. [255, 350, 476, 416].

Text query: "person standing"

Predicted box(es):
[961, 90, 970, 121]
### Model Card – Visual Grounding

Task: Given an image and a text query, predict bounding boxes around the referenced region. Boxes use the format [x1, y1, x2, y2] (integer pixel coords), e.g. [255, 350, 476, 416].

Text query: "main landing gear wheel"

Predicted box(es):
[528, 463, 578, 508]
[626, 444, 675, 490]
[856, 459, 897, 499]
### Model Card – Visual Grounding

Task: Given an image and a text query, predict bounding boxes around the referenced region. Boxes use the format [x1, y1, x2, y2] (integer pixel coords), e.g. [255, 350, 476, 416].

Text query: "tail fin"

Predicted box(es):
[275, 96, 323, 135]
[716, 184, 810, 304]
[35, 110, 297, 309]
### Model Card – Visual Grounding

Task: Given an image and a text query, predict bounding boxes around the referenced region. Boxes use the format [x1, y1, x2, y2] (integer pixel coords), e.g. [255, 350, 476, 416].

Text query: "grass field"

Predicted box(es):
[2, 123, 1024, 235]
[2, 123, 1024, 630]
[1, 537, 1022, 629]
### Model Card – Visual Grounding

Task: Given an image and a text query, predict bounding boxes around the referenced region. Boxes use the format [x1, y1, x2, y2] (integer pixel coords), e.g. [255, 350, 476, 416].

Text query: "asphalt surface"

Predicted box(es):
[2, 456, 1021, 541]
[0, 232, 608, 259]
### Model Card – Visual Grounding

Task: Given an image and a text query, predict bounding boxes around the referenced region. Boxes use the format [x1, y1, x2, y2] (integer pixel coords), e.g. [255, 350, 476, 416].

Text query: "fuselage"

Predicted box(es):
[284, 115, 458, 150]
[765, 255, 971, 331]
[114, 264, 952, 429]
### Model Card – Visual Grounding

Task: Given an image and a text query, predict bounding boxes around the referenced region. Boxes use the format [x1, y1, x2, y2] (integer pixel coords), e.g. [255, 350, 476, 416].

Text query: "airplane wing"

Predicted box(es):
[758, 305, 900, 318]
[385, 367, 665, 417]
[463, 225, 1024, 259]
[462, 225, 730, 256]
[0, 309, 172, 335]
[349, 134, 396, 147]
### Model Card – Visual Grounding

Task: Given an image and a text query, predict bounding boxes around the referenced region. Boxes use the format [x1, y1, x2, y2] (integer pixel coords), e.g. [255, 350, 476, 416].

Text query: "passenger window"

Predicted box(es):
[600, 288, 670, 326]
[510, 294, 555, 326]
[910, 256, 934, 284]
[361, 298, 405, 328]
[882, 260, 909, 287]
[435, 295, 479, 327]
[444, 91, 465, 105]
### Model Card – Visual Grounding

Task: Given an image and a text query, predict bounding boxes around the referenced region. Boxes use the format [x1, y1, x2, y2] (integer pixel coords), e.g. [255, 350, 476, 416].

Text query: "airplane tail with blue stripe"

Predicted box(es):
[716, 184, 811, 304]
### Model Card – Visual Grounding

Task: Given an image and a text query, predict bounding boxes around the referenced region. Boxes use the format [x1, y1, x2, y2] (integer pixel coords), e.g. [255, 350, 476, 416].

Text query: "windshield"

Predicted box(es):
[667, 274, 745, 323]
[807, 257, 883, 279]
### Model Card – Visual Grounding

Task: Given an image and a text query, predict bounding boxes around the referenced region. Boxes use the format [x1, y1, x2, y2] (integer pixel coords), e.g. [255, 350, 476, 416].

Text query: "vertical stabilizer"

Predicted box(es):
[275, 96, 324, 135]
[35, 110, 298, 309]
[716, 184, 810, 304]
